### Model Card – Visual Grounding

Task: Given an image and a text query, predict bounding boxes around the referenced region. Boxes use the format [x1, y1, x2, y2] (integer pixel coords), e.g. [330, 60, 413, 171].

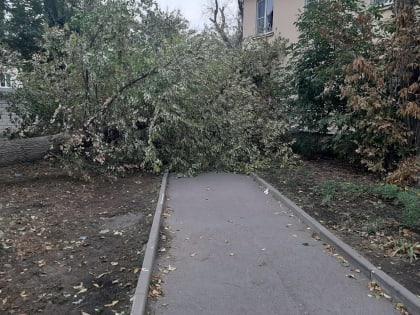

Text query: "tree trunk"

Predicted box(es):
[0, 0, 5, 44]
[0, 134, 69, 167]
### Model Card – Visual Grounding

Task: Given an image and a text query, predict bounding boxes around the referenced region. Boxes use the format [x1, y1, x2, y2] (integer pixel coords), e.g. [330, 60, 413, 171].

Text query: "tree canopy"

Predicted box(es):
[6, 0, 294, 176]
[4, 0, 419, 182]
[0, 0, 81, 60]
[278, 0, 419, 177]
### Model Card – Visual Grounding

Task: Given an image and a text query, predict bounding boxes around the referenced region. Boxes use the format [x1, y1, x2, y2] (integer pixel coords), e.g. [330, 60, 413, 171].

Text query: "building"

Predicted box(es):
[242, 0, 394, 42]
[0, 72, 15, 134]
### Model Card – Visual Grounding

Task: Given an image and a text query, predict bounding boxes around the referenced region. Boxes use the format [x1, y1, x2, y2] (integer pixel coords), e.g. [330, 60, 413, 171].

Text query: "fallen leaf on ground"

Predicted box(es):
[312, 233, 321, 241]
[148, 275, 165, 300]
[73, 282, 85, 290]
[104, 300, 119, 307]
[383, 293, 392, 300]
[37, 259, 47, 267]
[396, 303, 409, 315]
[94, 272, 111, 279]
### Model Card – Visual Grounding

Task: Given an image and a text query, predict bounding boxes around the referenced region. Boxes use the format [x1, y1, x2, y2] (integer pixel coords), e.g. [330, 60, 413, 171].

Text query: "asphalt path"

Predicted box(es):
[148, 173, 399, 315]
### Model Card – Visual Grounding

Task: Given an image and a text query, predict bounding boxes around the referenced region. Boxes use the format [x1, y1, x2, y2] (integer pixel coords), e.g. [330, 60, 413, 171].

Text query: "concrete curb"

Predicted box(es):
[130, 172, 168, 315]
[251, 173, 420, 315]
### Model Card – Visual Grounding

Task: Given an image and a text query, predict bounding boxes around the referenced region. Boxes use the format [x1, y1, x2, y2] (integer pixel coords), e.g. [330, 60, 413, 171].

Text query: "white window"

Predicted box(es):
[0, 73, 11, 88]
[257, 0, 273, 34]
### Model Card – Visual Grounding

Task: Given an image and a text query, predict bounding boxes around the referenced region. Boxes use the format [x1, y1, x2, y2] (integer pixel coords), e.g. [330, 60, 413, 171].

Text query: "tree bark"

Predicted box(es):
[0, 134, 69, 167]
[0, 0, 5, 35]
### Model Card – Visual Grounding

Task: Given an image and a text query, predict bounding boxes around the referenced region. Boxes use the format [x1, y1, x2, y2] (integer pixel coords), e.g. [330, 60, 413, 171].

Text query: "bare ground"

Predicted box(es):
[0, 161, 160, 315]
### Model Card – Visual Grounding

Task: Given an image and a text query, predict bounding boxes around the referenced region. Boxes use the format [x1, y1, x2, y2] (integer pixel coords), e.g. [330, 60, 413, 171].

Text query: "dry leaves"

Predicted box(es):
[104, 300, 119, 307]
[161, 265, 176, 274]
[367, 280, 393, 302]
[312, 233, 321, 241]
[148, 276, 164, 300]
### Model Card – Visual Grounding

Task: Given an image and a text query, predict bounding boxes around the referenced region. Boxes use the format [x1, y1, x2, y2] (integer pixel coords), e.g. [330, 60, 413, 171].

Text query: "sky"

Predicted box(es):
[154, 0, 237, 30]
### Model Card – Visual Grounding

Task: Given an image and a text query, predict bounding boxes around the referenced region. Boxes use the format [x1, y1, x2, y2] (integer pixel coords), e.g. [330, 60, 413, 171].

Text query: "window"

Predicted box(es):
[257, 0, 273, 34]
[0, 73, 11, 88]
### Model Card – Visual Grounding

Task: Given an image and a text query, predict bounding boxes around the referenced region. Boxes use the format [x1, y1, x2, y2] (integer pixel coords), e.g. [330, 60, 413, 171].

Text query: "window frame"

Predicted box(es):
[256, 0, 274, 35]
[0, 73, 12, 89]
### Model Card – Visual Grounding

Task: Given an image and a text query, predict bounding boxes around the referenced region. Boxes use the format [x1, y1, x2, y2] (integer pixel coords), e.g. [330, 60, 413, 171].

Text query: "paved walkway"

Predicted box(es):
[148, 173, 399, 315]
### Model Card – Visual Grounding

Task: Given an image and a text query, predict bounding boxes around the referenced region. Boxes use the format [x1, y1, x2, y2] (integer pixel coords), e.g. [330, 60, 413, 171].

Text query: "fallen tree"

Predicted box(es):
[0, 134, 69, 167]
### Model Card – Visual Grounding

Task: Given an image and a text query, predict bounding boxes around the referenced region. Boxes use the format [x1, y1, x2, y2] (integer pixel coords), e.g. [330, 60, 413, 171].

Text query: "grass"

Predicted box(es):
[320, 181, 340, 206]
[315, 180, 420, 229]
[374, 185, 420, 229]
[317, 181, 369, 206]
[365, 218, 387, 234]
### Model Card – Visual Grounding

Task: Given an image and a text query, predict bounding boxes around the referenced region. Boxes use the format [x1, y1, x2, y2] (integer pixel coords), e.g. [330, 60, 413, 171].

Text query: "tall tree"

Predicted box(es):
[208, 0, 243, 48]
[286, 0, 377, 134]
[3, 0, 44, 60]
[393, 0, 420, 154]
[43, 0, 80, 27]
[340, 0, 419, 172]
[0, 0, 5, 39]
[2, 0, 81, 60]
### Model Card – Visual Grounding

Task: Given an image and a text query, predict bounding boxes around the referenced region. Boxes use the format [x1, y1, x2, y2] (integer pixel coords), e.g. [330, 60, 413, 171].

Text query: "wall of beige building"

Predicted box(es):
[243, 0, 303, 43]
[243, 0, 392, 43]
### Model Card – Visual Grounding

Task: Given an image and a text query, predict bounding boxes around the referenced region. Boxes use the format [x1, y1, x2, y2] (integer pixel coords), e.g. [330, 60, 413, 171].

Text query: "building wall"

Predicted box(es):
[0, 89, 15, 133]
[243, 0, 393, 42]
[243, 0, 307, 42]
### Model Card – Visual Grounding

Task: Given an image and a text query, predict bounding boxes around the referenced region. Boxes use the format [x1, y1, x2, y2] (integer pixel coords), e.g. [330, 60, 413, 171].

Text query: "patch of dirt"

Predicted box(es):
[0, 161, 161, 315]
[260, 159, 420, 297]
